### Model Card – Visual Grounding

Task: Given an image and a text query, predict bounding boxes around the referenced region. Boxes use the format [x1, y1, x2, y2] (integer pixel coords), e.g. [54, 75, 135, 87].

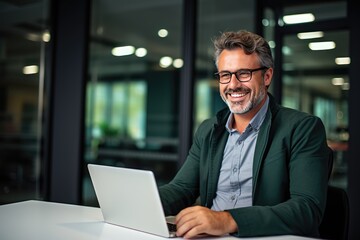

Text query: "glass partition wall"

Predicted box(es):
[0, 0, 49, 204]
[282, 30, 349, 189]
[83, 0, 183, 206]
[264, 0, 349, 190]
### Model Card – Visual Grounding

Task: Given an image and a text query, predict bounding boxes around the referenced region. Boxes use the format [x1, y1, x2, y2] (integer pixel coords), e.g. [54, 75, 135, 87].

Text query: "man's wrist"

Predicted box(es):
[222, 211, 238, 234]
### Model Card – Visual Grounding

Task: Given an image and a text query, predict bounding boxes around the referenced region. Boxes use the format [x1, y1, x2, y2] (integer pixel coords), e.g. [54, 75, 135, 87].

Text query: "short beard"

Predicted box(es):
[221, 85, 267, 115]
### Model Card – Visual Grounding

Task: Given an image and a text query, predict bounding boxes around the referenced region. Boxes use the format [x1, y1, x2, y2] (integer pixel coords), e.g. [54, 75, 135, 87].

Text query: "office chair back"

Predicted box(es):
[319, 147, 349, 240]
[319, 186, 349, 240]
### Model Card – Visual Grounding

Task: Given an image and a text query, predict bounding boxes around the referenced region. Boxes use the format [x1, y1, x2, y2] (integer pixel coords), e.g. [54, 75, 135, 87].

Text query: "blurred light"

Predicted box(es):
[282, 46, 292, 55]
[268, 41, 276, 48]
[26, 33, 40, 41]
[332, 77, 344, 86]
[23, 65, 39, 75]
[297, 31, 324, 39]
[135, 48, 147, 57]
[335, 57, 351, 65]
[278, 18, 284, 27]
[331, 78, 350, 90]
[283, 13, 315, 24]
[308, 41, 336, 50]
[158, 29, 168, 38]
[92, 127, 102, 138]
[262, 19, 270, 27]
[26, 32, 51, 42]
[173, 58, 183, 68]
[42, 31, 51, 42]
[159, 56, 173, 68]
[112, 46, 135, 56]
[96, 26, 104, 35]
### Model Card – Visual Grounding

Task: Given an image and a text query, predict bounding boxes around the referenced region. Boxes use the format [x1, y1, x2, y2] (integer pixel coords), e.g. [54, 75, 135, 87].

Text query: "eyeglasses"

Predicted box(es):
[214, 67, 268, 84]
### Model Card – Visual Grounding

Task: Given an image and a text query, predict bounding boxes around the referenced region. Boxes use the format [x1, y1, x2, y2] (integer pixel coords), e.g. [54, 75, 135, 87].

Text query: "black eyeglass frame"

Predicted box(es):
[214, 67, 268, 84]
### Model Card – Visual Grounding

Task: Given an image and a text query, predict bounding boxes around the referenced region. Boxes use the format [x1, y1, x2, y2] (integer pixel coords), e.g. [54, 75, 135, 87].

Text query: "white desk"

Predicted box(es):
[0, 200, 314, 240]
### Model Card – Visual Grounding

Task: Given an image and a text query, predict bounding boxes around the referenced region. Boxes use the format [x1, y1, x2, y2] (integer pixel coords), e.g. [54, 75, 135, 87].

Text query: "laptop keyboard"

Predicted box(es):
[167, 222, 177, 232]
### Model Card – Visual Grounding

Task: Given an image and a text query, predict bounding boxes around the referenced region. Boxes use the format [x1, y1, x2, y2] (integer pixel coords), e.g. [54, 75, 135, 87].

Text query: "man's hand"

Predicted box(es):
[175, 206, 238, 238]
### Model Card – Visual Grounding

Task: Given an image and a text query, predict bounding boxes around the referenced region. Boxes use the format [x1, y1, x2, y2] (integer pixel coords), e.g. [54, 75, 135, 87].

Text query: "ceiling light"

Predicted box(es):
[135, 48, 147, 57]
[268, 41, 276, 48]
[332, 77, 344, 86]
[335, 57, 351, 65]
[42, 31, 51, 42]
[173, 58, 183, 68]
[262, 19, 270, 27]
[23, 65, 39, 75]
[159, 56, 172, 68]
[283, 13, 315, 24]
[111, 46, 135, 56]
[158, 29, 168, 38]
[297, 31, 324, 39]
[308, 41, 336, 51]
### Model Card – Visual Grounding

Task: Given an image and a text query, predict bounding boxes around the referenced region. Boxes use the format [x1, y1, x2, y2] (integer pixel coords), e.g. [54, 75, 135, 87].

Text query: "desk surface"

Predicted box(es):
[0, 200, 315, 240]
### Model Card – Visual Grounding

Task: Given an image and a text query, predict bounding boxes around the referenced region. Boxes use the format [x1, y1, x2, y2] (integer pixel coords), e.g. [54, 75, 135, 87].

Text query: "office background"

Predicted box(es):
[0, 0, 359, 238]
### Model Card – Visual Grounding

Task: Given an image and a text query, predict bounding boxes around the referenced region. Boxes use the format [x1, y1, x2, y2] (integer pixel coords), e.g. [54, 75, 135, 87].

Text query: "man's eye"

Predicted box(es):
[220, 73, 231, 78]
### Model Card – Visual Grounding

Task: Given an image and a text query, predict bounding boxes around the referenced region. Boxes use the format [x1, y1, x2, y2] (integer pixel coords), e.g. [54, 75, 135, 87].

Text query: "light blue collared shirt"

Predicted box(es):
[211, 97, 269, 211]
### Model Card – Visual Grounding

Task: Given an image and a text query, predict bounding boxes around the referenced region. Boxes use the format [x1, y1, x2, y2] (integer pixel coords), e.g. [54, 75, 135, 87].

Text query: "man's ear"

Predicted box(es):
[264, 68, 273, 87]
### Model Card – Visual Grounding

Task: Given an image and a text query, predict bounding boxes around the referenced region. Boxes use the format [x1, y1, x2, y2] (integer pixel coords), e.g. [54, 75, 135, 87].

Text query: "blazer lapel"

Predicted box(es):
[252, 109, 272, 198]
[206, 120, 229, 207]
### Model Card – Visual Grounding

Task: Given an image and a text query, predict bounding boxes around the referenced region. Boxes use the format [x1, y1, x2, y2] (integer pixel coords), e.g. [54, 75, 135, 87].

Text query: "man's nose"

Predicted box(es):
[228, 73, 241, 86]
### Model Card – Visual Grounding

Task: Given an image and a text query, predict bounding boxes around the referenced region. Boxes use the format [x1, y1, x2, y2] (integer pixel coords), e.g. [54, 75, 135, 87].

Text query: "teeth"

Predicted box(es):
[230, 93, 246, 97]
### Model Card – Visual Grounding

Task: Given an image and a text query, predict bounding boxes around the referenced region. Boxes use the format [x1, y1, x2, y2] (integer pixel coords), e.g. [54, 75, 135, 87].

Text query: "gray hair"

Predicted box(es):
[213, 30, 274, 69]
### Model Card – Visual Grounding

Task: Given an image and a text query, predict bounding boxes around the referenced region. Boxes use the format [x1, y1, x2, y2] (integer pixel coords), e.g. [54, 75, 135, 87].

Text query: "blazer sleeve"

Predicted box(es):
[158, 120, 207, 215]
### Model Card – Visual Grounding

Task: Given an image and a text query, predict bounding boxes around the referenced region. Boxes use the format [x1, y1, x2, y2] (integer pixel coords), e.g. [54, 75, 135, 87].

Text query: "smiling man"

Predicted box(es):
[159, 30, 331, 238]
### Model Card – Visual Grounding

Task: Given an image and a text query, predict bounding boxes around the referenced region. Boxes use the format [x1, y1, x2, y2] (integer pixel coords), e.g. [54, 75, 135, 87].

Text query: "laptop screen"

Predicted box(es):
[88, 164, 175, 237]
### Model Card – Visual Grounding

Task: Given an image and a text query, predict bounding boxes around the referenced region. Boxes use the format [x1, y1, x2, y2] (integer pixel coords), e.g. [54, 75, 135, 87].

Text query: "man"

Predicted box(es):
[159, 30, 330, 238]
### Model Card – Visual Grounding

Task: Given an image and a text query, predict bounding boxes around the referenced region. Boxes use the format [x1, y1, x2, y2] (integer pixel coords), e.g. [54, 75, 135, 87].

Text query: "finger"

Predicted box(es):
[176, 214, 202, 237]
[175, 206, 199, 225]
[182, 225, 207, 239]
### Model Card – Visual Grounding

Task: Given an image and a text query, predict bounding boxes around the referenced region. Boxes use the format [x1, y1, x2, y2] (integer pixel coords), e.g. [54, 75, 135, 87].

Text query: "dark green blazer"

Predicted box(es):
[159, 93, 330, 238]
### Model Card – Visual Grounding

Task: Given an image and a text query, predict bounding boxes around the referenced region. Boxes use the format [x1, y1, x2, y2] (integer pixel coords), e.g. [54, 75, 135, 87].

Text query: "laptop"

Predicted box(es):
[87, 164, 177, 238]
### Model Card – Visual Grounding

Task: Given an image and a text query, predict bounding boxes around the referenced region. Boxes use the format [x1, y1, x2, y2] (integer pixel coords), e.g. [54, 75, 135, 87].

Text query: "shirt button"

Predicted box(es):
[233, 168, 237, 172]
[231, 195, 235, 201]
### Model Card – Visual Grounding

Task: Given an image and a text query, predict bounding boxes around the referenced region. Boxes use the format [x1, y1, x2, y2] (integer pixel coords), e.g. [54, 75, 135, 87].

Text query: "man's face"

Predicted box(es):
[217, 48, 272, 115]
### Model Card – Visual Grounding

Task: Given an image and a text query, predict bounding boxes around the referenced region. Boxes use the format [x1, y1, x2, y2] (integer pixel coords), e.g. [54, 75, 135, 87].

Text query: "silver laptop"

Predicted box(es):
[87, 164, 177, 238]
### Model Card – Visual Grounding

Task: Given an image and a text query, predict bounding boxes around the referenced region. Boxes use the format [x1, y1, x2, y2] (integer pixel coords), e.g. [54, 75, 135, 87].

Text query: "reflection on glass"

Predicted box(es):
[282, 30, 349, 189]
[83, 0, 183, 206]
[283, 1, 347, 23]
[0, 0, 48, 204]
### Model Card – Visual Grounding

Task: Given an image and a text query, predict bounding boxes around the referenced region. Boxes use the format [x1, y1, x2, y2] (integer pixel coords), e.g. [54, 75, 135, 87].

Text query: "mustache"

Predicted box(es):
[224, 87, 250, 95]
